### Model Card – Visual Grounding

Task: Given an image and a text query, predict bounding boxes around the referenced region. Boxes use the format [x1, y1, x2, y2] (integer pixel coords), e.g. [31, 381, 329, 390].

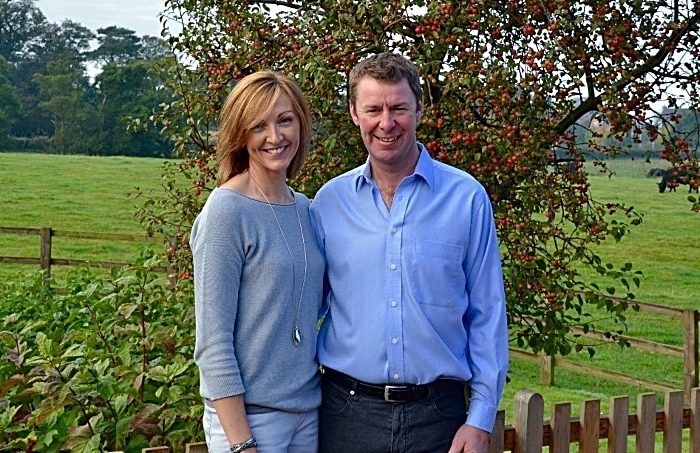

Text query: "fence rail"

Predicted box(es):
[0, 226, 168, 276]
[512, 297, 699, 403]
[127, 388, 700, 453]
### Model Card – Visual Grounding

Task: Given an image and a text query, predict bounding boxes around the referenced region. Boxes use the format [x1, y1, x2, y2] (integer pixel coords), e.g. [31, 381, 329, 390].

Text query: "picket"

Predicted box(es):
[142, 388, 700, 452]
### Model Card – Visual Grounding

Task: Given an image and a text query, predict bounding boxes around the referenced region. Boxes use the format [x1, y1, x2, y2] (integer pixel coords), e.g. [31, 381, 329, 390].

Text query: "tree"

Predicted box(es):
[0, 0, 46, 62]
[9, 19, 94, 138]
[659, 107, 699, 163]
[94, 59, 174, 157]
[33, 56, 98, 154]
[0, 56, 20, 145]
[142, 0, 700, 356]
[139, 35, 170, 60]
[89, 26, 143, 65]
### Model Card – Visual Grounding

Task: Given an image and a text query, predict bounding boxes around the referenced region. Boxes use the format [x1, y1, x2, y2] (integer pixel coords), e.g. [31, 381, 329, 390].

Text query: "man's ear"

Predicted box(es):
[349, 102, 360, 126]
[416, 99, 424, 123]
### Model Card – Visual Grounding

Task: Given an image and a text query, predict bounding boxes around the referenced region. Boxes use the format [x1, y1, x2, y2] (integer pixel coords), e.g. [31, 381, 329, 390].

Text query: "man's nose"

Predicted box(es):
[379, 109, 395, 129]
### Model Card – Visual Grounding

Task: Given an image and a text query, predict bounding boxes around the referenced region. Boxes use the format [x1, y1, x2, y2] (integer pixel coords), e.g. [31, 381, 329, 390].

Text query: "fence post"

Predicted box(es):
[683, 309, 699, 402]
[185, 443, 208, 453]
[608, 395, 629, 453]
[166, 235, 177, 289]
[579, 399, 600, 453]
[40, 227, 52, 277]
[487, 410, 505, 453]
[541, 353, 554, 386]
[549, 402, 571, 453]
[691, 388, 700, 453]
[513, 390, 543, 453]
[636, 393, 657, 453]
[663, 390, 684, 453]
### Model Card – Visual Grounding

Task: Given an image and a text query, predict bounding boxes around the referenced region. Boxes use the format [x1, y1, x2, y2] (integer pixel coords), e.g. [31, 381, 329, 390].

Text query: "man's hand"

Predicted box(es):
[447, 424, 489, 453]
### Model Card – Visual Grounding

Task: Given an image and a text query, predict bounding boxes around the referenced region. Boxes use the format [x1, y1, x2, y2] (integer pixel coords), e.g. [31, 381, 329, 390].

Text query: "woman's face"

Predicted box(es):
[246, 93, 300, 178]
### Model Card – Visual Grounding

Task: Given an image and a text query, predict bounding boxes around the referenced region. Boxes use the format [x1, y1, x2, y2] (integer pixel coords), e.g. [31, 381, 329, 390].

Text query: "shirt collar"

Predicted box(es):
[352, 142, 434, 192]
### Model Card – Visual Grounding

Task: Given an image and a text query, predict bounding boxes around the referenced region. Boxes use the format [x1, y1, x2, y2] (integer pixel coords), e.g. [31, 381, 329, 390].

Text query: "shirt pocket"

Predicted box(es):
[408, 239, 465, 306]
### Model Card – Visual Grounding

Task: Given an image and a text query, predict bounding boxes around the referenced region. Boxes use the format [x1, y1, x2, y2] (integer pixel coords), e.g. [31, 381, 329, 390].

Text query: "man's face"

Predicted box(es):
[349, 77, 423, 172]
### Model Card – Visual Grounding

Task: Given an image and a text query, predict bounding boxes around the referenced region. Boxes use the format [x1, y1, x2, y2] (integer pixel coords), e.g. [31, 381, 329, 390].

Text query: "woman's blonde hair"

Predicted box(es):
[216, 71, 312, 185]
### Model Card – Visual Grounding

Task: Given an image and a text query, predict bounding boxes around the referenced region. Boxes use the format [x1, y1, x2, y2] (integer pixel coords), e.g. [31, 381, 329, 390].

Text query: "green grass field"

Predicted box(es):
[1, 152, 698, 449]
[0, 153, 170, 280]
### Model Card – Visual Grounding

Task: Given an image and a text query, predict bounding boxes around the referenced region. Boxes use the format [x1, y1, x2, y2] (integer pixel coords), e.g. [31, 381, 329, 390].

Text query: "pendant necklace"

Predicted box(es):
[251, 174, 307, 347]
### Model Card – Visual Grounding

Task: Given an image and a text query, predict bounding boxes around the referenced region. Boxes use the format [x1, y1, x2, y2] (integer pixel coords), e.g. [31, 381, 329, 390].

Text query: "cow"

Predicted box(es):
[658, 167, 700, 193]
[646, 168, 667, 178]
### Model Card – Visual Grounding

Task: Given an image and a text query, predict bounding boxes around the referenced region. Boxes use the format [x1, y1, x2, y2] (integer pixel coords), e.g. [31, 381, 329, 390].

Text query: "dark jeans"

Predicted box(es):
[319, 375, 466, 453]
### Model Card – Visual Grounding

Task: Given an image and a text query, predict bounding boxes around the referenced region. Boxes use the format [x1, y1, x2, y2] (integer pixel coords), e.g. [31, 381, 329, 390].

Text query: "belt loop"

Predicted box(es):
[350, 376, 358, 395]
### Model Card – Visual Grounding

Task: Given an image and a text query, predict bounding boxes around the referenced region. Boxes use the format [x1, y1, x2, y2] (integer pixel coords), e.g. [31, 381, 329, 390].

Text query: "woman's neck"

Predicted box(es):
[247, 170, 292, 204]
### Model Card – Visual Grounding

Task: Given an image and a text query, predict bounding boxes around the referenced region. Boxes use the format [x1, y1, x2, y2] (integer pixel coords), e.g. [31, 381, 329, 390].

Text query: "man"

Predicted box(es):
[309, 52, 508, 453]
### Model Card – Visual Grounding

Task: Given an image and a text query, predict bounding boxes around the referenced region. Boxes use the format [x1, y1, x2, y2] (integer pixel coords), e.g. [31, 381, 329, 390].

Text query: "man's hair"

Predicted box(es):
[216, 71, 312, 186]
[348, 53, 423, 106]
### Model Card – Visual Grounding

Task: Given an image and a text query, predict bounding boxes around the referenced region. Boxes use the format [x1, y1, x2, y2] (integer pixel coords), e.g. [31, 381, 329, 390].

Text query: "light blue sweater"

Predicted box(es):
[191, 187, 324, 412]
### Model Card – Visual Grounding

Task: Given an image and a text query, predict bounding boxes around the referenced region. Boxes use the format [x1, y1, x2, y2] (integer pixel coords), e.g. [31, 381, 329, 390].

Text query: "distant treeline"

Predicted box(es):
[0, 0, 174, 157]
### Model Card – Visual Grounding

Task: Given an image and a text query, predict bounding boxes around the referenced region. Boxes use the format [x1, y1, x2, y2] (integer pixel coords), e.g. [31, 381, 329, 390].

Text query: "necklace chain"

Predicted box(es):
[250, 174, 307, 347]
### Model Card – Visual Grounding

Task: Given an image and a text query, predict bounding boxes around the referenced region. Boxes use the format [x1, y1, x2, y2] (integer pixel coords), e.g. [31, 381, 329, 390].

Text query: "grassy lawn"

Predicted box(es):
[0, 152, 172, 281]
[1, 152, 698, 449]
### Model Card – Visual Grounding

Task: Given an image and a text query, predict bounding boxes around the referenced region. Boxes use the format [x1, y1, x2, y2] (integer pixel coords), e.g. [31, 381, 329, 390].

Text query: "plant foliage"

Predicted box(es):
[0, 251, 202, 451]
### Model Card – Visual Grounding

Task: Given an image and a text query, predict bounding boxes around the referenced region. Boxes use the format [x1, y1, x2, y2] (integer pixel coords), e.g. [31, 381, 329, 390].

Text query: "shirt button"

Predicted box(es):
[391, 338, 398, 344]
[391, 228, 398, 234]
[393, 373, 400, 380]
[391, 300, 397, 307]
[390, 264, 397, 270]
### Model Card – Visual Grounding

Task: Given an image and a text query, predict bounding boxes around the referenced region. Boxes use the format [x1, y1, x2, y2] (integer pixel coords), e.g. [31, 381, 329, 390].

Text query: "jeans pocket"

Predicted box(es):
[429, 387, 466, 420]
[321, 379, 355, 415]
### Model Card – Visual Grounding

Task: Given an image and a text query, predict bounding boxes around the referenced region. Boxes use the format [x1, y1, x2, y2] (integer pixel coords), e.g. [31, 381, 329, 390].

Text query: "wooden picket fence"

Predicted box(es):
[130, 388, 699, 453]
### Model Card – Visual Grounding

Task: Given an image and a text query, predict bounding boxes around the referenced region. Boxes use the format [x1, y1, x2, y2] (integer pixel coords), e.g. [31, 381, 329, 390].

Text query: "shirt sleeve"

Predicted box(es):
[191, 195, 247, 400]
[463, 189, 509, 432]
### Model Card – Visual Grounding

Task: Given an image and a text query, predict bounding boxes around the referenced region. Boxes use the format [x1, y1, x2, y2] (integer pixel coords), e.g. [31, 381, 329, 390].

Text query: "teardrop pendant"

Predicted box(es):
[293, 327, 301, 347]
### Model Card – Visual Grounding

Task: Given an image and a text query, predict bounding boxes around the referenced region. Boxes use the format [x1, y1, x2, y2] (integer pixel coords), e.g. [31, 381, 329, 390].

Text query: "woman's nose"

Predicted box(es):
[267, 124, 281, 143]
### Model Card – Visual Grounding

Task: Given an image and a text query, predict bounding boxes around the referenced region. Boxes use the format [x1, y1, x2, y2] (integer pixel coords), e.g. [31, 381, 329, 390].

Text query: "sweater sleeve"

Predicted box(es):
[191, 192, 247, 400]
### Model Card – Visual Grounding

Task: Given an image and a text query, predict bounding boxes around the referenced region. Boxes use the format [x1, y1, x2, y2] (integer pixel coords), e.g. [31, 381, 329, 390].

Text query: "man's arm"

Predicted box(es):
[462, 189, 509, 432]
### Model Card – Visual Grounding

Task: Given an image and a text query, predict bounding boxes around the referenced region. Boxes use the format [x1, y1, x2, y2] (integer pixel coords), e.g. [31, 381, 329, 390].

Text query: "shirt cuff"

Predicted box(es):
[466, 399, 498, 433]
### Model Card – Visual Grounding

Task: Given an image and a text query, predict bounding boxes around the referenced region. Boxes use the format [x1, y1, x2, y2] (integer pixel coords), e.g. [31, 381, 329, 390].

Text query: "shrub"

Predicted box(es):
[0, 250, 202, 452]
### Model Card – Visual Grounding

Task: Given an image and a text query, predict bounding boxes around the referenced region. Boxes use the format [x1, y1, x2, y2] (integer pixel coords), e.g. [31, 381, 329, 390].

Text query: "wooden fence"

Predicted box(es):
[0, 226, 168, 276]
[125, 388, 700, 453]
[511, 297, 699, 402]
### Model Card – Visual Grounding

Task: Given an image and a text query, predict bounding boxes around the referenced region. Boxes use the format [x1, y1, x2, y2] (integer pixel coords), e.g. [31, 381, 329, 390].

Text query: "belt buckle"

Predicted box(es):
[383, 385, 408, 402]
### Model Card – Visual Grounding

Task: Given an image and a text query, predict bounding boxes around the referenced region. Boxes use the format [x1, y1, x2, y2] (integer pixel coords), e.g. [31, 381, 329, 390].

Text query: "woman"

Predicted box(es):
[190, 71, 324, 453]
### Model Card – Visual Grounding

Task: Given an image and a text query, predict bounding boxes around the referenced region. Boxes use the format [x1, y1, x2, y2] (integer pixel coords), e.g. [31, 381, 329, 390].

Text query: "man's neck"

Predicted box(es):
[370, 145, 421, 210]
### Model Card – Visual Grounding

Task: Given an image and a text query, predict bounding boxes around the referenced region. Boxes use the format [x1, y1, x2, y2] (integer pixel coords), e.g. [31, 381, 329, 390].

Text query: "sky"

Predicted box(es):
[36, 0, 168, 37]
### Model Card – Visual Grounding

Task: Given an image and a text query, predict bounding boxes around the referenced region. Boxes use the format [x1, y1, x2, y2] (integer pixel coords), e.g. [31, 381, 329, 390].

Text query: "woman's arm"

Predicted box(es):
[212, 395, 257, 452]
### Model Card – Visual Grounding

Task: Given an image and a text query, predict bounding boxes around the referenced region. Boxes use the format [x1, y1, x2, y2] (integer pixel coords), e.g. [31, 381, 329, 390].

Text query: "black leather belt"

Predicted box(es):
[322, 367, 458, 403]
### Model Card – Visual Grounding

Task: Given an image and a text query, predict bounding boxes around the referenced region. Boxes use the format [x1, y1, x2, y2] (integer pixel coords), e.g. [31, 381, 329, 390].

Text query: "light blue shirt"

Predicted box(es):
[309, 144, 508, 432]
